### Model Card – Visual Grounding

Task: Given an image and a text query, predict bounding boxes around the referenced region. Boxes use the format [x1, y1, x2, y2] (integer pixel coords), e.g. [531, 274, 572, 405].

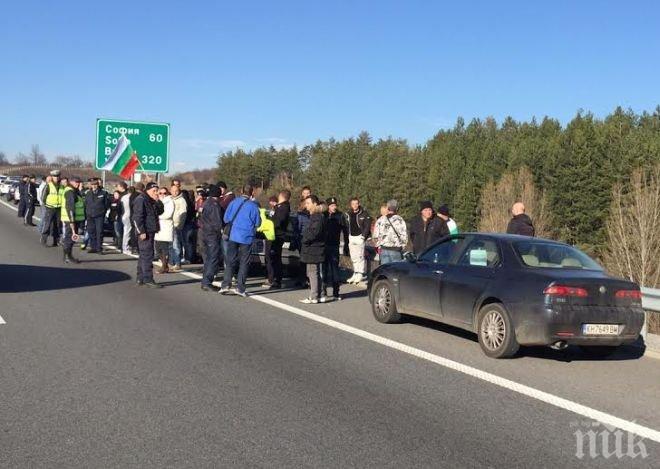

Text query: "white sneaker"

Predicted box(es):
[353, 274, 364, 284]
[218, 286, 230, 294]
[346, 274, 356, 284]
[299, 297, 319, 304]
[232, 288, 248, 298]
[319, 296, 329, 303]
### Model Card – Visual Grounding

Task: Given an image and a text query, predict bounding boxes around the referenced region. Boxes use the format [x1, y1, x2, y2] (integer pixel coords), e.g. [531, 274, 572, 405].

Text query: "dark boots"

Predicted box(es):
[158, 253, 169, 274]
[63, 248, 80, 264]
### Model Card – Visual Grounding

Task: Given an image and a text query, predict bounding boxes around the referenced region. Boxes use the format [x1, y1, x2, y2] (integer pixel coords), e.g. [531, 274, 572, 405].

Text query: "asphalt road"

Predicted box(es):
[1, 202, 659, 468]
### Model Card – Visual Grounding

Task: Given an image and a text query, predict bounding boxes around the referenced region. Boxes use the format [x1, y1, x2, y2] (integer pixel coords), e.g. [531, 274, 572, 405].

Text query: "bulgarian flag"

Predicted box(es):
[102, 135, 140, 179]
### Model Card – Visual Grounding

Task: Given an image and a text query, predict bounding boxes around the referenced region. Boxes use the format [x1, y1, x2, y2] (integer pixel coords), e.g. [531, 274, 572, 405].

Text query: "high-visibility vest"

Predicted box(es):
[257, 208, 275, 241]
[60, 186, 85, 222]
[44, 182, 61, 208]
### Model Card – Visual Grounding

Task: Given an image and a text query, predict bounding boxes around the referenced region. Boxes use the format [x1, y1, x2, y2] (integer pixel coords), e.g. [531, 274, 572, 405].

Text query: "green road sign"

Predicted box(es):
[96, 119, 170, 173]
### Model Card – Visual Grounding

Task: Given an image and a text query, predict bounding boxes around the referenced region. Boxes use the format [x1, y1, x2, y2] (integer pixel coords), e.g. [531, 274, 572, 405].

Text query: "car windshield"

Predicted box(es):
[513, 241, 603, 271]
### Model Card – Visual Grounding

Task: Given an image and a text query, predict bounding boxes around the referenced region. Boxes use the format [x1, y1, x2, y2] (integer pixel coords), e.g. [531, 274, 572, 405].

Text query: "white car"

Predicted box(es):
[0, 176, 19, 194]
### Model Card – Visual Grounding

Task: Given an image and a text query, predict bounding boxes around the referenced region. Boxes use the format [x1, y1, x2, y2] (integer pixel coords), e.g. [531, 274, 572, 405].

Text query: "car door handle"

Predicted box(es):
[433, 270, 444, 275]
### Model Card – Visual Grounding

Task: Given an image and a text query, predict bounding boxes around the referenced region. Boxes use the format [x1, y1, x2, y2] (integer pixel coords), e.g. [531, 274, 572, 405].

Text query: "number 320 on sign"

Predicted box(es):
[141, 155, 163, 164]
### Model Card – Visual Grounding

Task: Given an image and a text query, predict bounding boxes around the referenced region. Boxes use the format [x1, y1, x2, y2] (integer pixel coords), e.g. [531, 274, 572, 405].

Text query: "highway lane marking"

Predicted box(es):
[2, 199, 660, 443]
[0, 314, 5, 325]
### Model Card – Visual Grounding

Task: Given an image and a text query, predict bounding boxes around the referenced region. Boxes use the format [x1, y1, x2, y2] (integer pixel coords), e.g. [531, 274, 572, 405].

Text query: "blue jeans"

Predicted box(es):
[222, 241, 251, 293]
[202, 235, 222, 287]
[114, 219, 123, 247]
[379, 248, 402, 265]
[170, 227, 183, 266]
[37, 205, 46, 232]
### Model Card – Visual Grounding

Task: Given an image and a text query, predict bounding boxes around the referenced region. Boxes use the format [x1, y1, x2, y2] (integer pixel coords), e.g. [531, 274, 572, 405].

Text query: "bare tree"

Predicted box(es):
[478, 166, 551, 238]
[30, 144, 47, 165]
[603, 164, 660, 289]
[14, 152, 31, 165]
[0, 151, 8, 166]
[54, 155, 73, 166]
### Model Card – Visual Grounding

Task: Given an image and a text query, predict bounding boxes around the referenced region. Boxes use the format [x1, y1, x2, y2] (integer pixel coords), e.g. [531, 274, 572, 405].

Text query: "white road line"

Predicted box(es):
[2, 198, 660, 443]
[0, 314, 5, 325]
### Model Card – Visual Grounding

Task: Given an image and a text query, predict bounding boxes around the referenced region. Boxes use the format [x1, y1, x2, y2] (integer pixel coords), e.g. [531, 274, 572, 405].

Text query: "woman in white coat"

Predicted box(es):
[155, 187, 175, 274]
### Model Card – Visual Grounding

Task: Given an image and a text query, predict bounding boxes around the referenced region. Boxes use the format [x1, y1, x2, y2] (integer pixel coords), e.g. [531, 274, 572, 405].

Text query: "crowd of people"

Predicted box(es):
[13, 169, 536, 303]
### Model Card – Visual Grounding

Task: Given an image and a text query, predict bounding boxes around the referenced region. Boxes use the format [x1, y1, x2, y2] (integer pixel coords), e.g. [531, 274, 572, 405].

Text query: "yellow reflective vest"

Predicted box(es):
[61, 186, 85, 222]
[44, 182, 62, 208]
[257, 208, 275, 241]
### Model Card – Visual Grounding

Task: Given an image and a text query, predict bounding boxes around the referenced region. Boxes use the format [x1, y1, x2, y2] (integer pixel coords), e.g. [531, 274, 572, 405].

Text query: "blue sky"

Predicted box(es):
[1, 0, 659, 172]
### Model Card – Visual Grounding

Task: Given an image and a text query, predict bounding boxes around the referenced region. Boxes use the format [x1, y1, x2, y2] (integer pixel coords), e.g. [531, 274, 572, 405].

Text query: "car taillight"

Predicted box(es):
[615, 289, 642, 299]
[543, 285, 589, 297]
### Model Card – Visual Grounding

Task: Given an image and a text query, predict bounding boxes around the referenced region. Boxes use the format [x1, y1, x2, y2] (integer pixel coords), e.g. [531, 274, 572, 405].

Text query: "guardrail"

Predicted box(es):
[642, 287, 660, 313]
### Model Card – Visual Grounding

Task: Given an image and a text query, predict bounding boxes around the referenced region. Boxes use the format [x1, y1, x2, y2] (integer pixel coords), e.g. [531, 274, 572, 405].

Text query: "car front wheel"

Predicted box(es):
[477, 303, 519, 358]
[371, 280, 400, 324]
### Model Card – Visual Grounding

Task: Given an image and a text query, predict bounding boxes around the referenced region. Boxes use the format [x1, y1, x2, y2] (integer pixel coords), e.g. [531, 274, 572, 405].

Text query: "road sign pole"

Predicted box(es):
[102, 170, 106, 188]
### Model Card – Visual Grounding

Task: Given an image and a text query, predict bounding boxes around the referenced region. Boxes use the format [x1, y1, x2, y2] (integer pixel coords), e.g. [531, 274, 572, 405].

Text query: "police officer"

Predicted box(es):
[84, 178, 110, 254]
[200, 185, 223, 291]
[17, 174, 30, 220]
[131, 182, 164, 288]
[40, 170, 63, 247]
[61, 177, 86, 264]
[24, 175, 38, 226]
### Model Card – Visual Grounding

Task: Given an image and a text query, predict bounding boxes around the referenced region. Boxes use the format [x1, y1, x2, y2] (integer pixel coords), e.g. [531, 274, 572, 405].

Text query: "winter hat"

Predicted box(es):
[326, 197, 338, 206]
[438, 204, 450, 216]
[419, 200, 434, 211]
[145, 182, 158, 191]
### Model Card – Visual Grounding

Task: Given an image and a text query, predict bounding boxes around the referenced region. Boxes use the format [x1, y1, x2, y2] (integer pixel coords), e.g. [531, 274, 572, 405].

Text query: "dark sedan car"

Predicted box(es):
[368, 233, 645, 358]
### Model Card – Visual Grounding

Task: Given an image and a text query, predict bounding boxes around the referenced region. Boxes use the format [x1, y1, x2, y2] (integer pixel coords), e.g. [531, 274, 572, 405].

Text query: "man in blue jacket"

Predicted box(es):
[220, 184, 261, 297]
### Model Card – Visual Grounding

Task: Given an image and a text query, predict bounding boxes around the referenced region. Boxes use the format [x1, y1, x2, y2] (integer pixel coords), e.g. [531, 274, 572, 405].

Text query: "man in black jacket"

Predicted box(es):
[506, 202, 535, 237]
[409, 201, 449, 255]
[266, 189, 291, 289]
[132, 182, 164, 288]
[17, 175, 30, 220]
[323, 197, 349, 300]
[200, 185, 224, 291]
[23, 175, 38, 226]
[84, 178, 110, 254]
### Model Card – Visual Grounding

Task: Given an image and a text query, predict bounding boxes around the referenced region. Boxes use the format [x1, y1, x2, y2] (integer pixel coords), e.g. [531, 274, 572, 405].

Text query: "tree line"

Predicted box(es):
[216, 107, 660, 271]
[0, 144, 92, 168]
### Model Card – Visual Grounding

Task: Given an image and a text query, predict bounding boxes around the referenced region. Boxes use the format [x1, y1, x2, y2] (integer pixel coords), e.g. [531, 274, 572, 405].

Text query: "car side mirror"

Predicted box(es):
[404, 251, 417, 263]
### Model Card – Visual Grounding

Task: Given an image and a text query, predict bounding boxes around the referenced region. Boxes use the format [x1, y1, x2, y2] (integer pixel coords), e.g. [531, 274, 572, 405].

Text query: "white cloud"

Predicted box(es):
[173, 161, 187, 168]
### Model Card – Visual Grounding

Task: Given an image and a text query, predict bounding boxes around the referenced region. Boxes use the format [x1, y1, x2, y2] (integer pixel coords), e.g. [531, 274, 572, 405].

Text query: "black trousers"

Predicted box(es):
[62, 222, 79, 252]
[202, 234, 222, 287]
[265, 238, 284, 284]
[323, 246, 341, 296]
[17, 199, 27, 218]
[24, 201, 35, 224]
[41, 207, 61, 242]
[86, 216, 104, 251]
[137, 234, 155, 283]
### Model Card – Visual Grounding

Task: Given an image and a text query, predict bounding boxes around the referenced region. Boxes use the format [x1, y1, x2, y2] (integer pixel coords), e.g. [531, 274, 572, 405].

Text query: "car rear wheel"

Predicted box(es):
[578, 345, 618, 358]
[371, 280, 400, 324]
[477, 303, 519, 358]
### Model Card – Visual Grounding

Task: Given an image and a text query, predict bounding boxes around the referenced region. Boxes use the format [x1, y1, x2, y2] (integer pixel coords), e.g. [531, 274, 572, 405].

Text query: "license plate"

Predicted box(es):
[582, 324, 620, 335]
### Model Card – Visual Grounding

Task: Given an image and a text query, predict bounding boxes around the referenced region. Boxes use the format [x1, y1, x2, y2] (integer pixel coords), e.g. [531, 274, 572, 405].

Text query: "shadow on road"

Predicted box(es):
[77, 258, 136, 263]
[0, 264, 131, 293]
[403, 315, 644, 362]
